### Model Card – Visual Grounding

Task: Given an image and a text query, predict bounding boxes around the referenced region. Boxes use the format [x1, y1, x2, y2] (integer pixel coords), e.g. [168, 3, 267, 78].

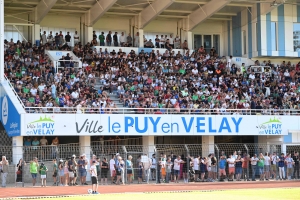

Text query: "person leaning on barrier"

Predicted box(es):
[150, 154, 156, 181]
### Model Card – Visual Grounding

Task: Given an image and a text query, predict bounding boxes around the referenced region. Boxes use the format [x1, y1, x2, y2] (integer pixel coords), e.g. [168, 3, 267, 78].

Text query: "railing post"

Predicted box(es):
[215, 144, 219, 180]
[184, 144, 190, 182]
[122, 145, 127, 184]
[244, 144, 249, 181]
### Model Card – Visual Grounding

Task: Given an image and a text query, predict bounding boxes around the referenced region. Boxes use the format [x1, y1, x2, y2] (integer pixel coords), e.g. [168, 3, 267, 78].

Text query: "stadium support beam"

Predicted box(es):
[138, 0, 175, 29]
[85, 0, 117, 27]
[260, 2, 278, 16]
[187, 0, 232, 31]
[34, 0, 58, 24]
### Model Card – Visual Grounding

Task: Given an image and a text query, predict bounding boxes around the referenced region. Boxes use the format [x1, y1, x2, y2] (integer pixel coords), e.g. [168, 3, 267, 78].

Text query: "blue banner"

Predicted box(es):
[0, 83, 21, 137]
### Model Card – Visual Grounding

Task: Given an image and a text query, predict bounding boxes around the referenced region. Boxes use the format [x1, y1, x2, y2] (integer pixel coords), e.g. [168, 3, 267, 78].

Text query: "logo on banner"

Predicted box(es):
[26, 115, 55, 135]
[2, 96, 8, 125]
[257, 117, 282, 135]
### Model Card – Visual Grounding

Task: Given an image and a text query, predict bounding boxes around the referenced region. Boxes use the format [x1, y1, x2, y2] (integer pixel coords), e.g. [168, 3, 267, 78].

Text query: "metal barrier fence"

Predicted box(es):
[1, 143, 299, 163]
[1, 143, 300, 185]
[23, 107, 300, 115]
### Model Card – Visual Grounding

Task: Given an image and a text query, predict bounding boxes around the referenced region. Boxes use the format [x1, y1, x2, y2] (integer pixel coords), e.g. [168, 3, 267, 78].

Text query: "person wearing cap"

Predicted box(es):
[58, 159, 65, 186]
[68, 155, 77, 186]
[89, 160, 99, 194]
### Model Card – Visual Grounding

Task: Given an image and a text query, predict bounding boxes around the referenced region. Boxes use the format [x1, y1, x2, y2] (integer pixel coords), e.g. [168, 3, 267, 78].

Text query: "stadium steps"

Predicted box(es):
[93, 78, 133, 114]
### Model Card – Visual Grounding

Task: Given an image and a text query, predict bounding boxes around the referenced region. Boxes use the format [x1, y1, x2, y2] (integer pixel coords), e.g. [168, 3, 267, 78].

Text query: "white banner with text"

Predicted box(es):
[22, 114, 296, 136]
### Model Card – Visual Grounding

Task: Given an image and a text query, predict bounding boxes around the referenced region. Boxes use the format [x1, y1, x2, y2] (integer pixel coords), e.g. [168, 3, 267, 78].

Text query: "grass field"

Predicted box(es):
[35, 188, 300, 200]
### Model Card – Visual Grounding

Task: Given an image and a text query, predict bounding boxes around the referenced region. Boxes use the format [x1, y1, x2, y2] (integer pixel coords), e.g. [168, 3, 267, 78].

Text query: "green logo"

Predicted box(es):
[257, 117, 282, 135]
[26, 115, 55, 135]
[29, 115, 55, 124]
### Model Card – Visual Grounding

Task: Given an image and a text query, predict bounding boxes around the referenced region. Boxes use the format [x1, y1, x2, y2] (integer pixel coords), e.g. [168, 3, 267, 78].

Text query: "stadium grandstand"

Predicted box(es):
[0, 0, 300, 188]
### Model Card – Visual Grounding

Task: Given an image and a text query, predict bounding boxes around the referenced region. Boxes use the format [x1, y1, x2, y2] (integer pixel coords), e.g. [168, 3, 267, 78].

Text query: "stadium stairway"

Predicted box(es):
[94, 77, 133, 114]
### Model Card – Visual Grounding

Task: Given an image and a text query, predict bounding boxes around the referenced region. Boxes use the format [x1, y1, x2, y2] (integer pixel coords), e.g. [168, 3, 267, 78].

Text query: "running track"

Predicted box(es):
[1, 181, 300, 198]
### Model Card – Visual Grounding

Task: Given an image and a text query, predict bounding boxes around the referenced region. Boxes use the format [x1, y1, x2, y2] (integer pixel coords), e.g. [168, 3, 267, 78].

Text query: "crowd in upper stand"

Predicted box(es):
[3, 30, 300, 114]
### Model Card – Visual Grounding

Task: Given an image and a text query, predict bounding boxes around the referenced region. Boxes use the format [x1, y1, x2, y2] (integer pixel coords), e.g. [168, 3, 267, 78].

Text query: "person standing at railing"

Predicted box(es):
[32, 137, 40, 159]
[64, 53, 71, 68]
[251, 154, 259, 181]
[51, 137, 59, 159]
[24, 137, 32, 162]
[110, 155, 116, 184]
[16, 158, 26, 183]
[40, 136, 48, 160]
[30, 157, 39, 186]
[241, 153, 250, 181]
[0, 156, 9, 187]
[74, 31, 80, 45]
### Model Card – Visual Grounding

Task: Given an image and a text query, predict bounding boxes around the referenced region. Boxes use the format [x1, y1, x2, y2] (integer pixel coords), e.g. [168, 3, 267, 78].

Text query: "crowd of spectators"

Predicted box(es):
[3, 30, 300, 114]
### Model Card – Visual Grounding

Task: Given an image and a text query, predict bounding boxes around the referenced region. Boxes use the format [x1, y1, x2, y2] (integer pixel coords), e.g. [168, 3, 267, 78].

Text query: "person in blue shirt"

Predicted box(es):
[278, 153, 285, 180]
[24, 137, 31, 146]
[219, 155, 227, 181]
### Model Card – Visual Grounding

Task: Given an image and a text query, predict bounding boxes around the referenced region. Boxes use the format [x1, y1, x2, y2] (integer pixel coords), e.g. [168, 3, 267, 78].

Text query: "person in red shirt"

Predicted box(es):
[242, 153, 250, 181]
[237, 101, 244, 109]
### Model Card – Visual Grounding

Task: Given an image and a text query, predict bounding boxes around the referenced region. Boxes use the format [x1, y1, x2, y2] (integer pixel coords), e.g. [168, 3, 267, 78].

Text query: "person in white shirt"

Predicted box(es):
[74, 31, 80, 45]
[30, 88, 37, 96]
[285, 153, 294, 180]
[109, 155, 116, 184]
[249, 72, 256, 80]
[71, 90, 79, 100]
[173, 155, 184, 183]
[174, 35, 180, 49]
[168, 34, 174, 48]
[41, 31, 47, 45]
[271, 152, 279, 180]
[47, 31, 53, 45]
[193, 155, 200, 181]
[119, 32, 126, 47]
[264, 152, 271, 180]
[251, 154, 259, 181]
[89, 160, 99, 194]
[142, 154, 152, 183]
[227, 154, 235, 181]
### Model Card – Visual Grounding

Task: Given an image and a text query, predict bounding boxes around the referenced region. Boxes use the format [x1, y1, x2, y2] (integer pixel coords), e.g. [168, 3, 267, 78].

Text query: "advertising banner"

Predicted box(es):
[0, 83, 21, 137]
[22, 114, 296, 136]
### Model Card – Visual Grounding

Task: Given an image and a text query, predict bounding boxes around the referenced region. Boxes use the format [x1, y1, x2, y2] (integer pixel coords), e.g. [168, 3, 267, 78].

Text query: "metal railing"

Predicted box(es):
[5, 143, 298, 164]
[4, 74, 26, 109]
[23, 107, 300, 115]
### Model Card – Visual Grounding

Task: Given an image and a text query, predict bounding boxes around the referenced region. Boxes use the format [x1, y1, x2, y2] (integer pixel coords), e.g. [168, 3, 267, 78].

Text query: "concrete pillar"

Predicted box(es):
[32, 24, 40, 45]
[202, 136, 214, 157]
[79, 136, 91, 181]
[12, 136, 23, 165]
[138, 29, 144, 48]
[186, 31, 193, 50]
[85, 26, 93, 45]
[281, 144, 286, 155]
[142, 136, 155, 158]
